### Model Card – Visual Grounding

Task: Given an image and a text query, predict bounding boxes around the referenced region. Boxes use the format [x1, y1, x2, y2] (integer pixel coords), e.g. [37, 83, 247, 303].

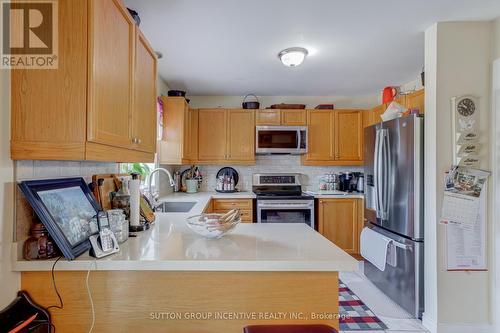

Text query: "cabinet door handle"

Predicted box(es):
[132, 138, 142, 144]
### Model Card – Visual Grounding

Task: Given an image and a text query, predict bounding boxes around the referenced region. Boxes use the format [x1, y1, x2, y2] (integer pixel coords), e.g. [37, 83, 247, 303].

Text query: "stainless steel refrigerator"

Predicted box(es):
[363, 115, 424, 318]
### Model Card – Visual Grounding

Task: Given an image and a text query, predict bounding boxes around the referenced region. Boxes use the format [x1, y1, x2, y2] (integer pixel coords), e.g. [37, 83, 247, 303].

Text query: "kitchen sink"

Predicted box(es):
[155, 201, 197, 213]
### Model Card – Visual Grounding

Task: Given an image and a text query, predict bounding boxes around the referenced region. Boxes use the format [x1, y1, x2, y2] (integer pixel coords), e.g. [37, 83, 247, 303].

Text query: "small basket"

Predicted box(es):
[242, 94, 260, 109]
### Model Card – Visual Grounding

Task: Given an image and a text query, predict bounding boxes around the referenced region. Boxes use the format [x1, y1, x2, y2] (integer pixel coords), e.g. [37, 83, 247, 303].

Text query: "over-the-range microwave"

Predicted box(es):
[255, 126, 308, 154]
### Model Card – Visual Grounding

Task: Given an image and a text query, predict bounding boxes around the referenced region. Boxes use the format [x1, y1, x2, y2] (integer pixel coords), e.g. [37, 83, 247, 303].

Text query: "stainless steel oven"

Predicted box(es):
[256, 198, 315, 228]
[252, 173, 315, 228]
[256, 126, 308, 154]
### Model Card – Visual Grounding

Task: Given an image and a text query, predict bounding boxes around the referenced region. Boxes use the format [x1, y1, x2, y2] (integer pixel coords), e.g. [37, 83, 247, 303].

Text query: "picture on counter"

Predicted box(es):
[38, 186, 98, 246]
[19, 177, 101, 260]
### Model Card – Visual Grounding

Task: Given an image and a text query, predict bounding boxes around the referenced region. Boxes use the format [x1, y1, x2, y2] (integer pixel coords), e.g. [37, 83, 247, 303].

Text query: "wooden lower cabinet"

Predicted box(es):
[318, 198, 362, 255]
[212, 199, 253, 223]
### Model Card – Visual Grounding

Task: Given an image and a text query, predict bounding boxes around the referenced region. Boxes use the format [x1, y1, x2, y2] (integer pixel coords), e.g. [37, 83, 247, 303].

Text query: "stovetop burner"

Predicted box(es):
[255, 193, 314, 200]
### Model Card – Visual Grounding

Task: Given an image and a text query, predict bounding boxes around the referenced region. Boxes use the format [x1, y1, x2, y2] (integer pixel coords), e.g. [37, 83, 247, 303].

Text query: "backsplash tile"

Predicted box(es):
[162, 155, 363, 193]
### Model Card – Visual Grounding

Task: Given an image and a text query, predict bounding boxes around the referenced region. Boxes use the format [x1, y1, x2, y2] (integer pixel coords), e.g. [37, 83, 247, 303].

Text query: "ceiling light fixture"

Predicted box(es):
[278, 47, 309, 67]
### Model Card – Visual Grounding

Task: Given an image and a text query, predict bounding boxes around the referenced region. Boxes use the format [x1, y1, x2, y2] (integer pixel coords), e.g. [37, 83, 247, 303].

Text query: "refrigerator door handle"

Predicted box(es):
[373, 129, 382, 218]
[381, 129, 390, 220]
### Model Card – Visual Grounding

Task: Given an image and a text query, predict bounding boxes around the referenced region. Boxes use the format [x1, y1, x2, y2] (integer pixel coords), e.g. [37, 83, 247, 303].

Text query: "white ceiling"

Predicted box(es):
[124, 0, 500, 96]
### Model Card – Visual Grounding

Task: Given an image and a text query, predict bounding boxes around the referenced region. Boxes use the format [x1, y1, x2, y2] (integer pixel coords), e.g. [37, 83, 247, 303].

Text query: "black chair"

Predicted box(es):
[0, 290, 51, 333]
[244, 324, 338, 333]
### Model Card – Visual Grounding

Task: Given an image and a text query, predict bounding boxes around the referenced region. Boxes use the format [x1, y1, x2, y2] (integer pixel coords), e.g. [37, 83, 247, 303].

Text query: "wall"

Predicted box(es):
[492, 16, 500, 333]
[424, 22, 492, 333]
[182, 155, 362, 193]
[0, 66, 20, 306]
[188, 95, 378, 109]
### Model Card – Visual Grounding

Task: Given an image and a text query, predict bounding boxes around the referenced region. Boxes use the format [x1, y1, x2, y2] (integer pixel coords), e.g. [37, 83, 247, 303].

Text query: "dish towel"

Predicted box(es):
[360, 227, 392, 271]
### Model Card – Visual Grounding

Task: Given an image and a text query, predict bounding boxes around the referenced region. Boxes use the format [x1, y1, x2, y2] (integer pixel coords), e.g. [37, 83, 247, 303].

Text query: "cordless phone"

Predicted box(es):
[89, 211, 120, 258]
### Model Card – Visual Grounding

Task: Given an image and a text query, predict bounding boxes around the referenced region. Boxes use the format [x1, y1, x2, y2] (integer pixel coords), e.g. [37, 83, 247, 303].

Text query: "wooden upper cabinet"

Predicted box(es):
[198, 109, 255, 164]
[256, 109, 306, 126]
[281, 109, 307, 125]
[256, 109, 281, 125]
[334, 110, 363, 162]
[132, 30, 157, 153]
[87, 0, 135, 149]
[11, 0, 88, 160]
[226, 109, 255, 162]
[198, 109, 227, 162]
[319, 198, 360, 255]
[303, 110, 334, 162]
[11, 0, 157, 162]
[406, 89, 425, 114]
[158, 97, 195, 164]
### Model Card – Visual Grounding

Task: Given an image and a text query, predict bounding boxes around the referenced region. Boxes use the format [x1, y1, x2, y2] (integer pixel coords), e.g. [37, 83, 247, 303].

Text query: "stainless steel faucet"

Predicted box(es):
[147, 168, 175, 209]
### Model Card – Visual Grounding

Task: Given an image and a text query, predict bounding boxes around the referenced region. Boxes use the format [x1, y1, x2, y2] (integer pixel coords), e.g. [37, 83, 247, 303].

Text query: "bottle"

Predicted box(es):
[129, 173, 141, 230]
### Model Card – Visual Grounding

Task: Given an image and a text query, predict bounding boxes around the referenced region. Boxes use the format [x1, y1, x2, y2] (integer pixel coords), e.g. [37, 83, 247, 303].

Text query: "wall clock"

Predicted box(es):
[451, 95, 480, 167]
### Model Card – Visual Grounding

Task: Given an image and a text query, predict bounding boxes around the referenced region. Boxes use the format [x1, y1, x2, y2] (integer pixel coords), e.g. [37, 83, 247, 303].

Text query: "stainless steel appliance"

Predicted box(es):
[363, 115, 424, 318]
[256, 126, 308, 154]
[253, 173, 314, 228]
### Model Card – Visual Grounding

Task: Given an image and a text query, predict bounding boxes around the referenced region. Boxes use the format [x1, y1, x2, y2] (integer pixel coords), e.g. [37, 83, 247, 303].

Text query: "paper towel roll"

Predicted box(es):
[129, 178, 141, 227]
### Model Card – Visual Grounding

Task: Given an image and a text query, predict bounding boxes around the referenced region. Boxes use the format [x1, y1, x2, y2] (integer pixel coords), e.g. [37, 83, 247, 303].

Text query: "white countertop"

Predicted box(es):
[13, 190, 358, 272]
[305, 190, 365, 199]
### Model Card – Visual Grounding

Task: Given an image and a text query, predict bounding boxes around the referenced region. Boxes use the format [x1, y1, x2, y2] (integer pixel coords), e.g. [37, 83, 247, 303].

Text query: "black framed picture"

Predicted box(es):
[18, 177, 100, 260]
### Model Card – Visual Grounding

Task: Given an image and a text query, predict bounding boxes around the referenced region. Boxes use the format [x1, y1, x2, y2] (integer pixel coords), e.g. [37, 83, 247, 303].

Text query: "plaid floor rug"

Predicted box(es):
[339, 280, 388, 331]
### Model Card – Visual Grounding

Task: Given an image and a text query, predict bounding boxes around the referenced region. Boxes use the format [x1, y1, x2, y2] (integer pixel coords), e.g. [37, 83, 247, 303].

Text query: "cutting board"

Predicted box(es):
[91, 173, 130, 210]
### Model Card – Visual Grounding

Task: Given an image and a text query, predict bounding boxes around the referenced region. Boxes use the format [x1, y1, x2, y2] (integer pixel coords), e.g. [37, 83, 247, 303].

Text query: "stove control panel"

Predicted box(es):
[253, 173, 301, 186]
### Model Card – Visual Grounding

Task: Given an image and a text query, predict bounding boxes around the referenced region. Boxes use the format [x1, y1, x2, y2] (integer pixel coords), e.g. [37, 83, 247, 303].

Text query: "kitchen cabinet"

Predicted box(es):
[198, 109, 255, 165]
[281, 109, 307, 125]
[256, 109, 307, 126]
[256, 110, 281, 125]
[11, 0, 157, 162]
[132, 30, 157, 153]
[406, 89, 425, 114]
[334, 110, 363, 162]
[158, 97, 198, 164]
[318, 198, 362, 255]
[212, 199, 253, 223]
[302, 109, 364, 165]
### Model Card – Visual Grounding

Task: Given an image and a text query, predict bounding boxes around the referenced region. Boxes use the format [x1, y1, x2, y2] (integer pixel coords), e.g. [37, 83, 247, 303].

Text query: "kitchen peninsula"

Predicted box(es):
[14, 193, 358, 333]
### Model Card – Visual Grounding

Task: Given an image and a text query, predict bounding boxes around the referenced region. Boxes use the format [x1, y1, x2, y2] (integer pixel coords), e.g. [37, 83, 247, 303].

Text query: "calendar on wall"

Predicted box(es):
[451, 95, 481, 168]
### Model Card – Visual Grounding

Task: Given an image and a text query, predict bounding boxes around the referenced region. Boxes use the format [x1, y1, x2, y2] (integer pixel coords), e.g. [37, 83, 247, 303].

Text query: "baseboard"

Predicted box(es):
[422, 313, 437, 333]
[436, 322, 492, 333]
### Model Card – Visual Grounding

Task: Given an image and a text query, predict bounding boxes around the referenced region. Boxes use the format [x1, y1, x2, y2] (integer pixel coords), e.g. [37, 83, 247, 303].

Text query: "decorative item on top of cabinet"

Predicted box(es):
[318, 198, 362, 255]
[212, 199, 253, 223]
[158, 97, 198, 165]
[11, 0, 157, 163]
[198, 109, 255, 165]
[302, 109, 364, 166]
[256, 109, 307, 125]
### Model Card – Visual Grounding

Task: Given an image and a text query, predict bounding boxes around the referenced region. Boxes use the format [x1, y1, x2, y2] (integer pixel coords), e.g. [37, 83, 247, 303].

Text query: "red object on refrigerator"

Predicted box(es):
[382, 86, 398, 104]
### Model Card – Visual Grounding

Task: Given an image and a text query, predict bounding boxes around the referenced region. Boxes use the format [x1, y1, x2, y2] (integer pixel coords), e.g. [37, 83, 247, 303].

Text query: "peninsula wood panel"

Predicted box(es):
[281, 109, 307, 125]
[334, 110, 363, 162]
[198, 109, 227, 161]
[11, 0, 88, 160]
[132, 29, 157, 153]
[22, 271, 339, 333]
[319, 198, 359, 255]
[226, 109, 255, 162]
[87, 0, 135, 148]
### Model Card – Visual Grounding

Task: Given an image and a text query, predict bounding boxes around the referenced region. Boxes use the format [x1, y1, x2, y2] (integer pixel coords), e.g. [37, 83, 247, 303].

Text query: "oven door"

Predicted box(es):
[257, 200, 315, 228]
[256, 126, 307, 154]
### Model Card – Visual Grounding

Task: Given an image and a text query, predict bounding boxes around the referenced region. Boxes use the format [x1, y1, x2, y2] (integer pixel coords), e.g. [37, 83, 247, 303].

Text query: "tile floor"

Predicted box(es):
[339, 262, 429, 333]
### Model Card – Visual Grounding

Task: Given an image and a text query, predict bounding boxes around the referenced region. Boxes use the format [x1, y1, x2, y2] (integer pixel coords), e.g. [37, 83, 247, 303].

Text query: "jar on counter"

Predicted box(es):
[23, 222, 59, 260]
